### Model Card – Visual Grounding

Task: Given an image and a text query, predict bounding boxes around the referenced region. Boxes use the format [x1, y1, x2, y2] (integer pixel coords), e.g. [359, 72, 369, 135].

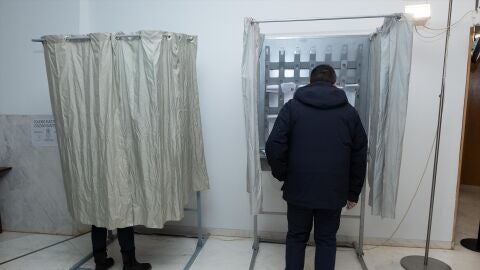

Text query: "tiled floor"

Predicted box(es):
[1, 184, 479, 270]
[0, 232, 71, 265]
[454, 185, 480, 244]
[0, 232, 479, 270]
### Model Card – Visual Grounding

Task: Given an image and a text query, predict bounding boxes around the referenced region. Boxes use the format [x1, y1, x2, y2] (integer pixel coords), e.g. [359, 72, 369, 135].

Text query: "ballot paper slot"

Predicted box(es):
[269, 70, 279, 78]
[268, 92, 279, 108]
[267, 115, 277, 135]
[344, 87, 358, 107]
[300, 69, 310, 77]
[283, 91, 294, 104]
[266, 85, 279, 92]
[258, 35, 371, 154]
[284, 69, 295, 78]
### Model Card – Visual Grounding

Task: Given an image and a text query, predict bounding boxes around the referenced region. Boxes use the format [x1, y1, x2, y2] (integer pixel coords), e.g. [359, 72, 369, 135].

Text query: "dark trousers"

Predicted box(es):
[286, 203, 341, 270]
[91, 225, 135, 254]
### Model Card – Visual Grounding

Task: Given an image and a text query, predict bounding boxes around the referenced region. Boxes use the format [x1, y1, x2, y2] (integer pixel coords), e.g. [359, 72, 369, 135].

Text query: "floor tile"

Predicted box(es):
[0, 233, 479, 270]
[0, 232, 71, 265]
[454, 185, 480, 244]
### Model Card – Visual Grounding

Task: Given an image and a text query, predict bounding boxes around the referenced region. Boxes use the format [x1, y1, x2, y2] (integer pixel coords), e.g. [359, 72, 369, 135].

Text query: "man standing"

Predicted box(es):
[266, 64, 368, 270]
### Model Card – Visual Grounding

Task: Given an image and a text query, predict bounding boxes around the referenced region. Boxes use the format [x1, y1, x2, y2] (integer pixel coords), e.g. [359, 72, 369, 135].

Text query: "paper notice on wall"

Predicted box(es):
[31, 116, 57, 147]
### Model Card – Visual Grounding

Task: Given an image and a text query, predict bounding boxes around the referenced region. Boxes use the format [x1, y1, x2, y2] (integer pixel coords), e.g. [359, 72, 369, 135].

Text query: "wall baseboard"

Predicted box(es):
[135, 225, 453, 250]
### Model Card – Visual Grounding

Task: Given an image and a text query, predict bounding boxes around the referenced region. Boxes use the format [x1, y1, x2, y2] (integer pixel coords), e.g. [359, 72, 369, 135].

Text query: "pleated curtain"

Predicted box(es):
[242, 18, 265, 214]
[42, 31, 209, 229]
[368, 16, 413, 218]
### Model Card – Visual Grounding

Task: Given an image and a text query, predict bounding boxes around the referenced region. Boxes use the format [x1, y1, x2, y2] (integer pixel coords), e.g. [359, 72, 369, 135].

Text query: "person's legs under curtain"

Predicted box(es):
[117, 226, 135, 253]
[92, 225, 108, 253]
[91, 225, 114, 270]
[117, 226, 152, 270]
[313, 208, 341, 270]
[286, 203, 314, 270]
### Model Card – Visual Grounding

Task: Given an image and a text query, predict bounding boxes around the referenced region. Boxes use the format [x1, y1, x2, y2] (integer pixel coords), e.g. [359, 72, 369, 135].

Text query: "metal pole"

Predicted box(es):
[32, 34, 195, 42]
[359, 185, 366, 252]
[424, 0, 453, 263]
[183, 191, 208, 270]
[197, 191, 203, 242]
[476, 0, 479, 12]
[253, 13, 401, 24]
[253, 214, 258, 247]
[401, 0, 453, 269]
[249, 214, 259, 270]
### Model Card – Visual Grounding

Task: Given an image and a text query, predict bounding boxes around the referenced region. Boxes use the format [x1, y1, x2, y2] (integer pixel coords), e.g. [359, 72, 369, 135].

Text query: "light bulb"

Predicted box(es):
[405, 4, 431, 25]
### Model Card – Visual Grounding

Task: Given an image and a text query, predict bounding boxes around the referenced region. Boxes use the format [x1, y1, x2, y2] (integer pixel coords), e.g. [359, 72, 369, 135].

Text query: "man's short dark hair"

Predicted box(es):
[310, 64, 336, 84]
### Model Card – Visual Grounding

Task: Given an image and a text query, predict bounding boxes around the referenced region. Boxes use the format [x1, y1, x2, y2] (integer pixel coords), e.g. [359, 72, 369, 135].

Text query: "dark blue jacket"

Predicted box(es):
[265, 81, 368, 209]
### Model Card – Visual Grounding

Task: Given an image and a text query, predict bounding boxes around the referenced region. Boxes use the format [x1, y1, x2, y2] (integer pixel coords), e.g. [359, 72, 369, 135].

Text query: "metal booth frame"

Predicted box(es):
[248, 13, 402, 270]
[31, 35, 208, 270]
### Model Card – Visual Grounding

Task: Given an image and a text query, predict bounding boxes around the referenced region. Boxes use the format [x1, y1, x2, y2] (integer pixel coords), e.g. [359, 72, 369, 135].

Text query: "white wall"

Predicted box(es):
[0, 0, 476, 244]
[0, 0, 80, 115]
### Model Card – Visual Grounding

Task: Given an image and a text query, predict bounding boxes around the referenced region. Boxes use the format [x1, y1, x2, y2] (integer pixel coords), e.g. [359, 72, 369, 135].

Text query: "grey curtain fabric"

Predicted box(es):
[368, 16, 413, 218]
[42, 31, 209, 229]
[242, 18, 264, 214]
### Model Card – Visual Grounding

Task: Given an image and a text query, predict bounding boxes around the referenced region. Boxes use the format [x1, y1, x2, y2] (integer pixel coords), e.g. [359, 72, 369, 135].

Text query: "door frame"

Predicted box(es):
[452, 26, 476, 246]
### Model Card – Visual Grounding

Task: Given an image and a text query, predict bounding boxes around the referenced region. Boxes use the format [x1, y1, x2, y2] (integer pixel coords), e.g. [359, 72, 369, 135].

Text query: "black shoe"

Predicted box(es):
[93, 251, 114, 270]
[122, 251, 152, 270]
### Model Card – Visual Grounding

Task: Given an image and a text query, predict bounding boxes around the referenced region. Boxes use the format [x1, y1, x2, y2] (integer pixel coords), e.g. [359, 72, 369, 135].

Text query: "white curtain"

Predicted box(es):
[242, 18, 264, 214]
[368, 16, 413, 218]
[42, 31, 209, 229]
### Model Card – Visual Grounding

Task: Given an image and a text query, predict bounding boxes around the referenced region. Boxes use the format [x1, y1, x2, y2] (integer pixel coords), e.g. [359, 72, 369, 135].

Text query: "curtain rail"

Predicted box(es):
[32, 34, 195, 42]
[252, 13, 402, 24]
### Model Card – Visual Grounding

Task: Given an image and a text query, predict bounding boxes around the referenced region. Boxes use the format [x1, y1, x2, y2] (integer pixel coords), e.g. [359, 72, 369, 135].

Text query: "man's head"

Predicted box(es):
[310, 64, 336, 85]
